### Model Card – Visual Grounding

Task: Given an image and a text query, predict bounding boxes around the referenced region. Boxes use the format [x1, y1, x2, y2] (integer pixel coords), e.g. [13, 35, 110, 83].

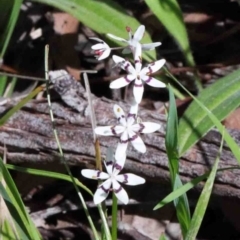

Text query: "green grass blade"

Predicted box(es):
[153, 166, 239, 210]
[6, 164, 93, 196]
[165, 86, 191, 236]
[179, 68, 240, 156]
[0, 182, 29, 240]
[31, 0, 156, 61]
[166, 85, 179, 180]
[0, 85, 44, 126]
[0, 0, 23, 58]
[0, 159, 41, 240]
[154, 172, 209, 210]
[185, 133, 224, 240]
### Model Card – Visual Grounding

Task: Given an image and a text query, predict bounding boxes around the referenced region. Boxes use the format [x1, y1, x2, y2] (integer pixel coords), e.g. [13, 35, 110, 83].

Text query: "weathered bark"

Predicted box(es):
[1, 82, 240, 199]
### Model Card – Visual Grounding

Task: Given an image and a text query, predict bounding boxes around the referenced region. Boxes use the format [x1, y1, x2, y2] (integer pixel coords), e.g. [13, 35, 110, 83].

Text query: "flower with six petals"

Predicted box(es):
[95, 104, 161, 159]
[110, 50, 166, 103]
[81, 153, 145, 205]
[107, 25, 161, 54]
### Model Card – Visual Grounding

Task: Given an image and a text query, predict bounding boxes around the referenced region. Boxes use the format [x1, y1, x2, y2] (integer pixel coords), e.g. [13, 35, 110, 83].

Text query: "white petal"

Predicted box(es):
[107, 33, 127, 43]
[89, 37, 105, 42]
[98, 48, 111, 60]
[81, 169, 109, 180]
[95, 126, 116, 136]
[91, 43, 105, 50]
[134, 42, 142, 72]
[112, 180, 129, 204]
[128, 130, 146, 153]
[127, 104, 138, 126]
[131, 122, 161, 133]
[113, 153, 126, 175]
[141, 76, 166, 88]
[115, 131, 128, 160]
[94, 179, 112, 205]
[133, 79, 144, 104]
[112, 55, 135, 74]
[116, 173, 145, 185]
[142, 42, 162, 51]
[113, 105, 127, 126]
[110, 75, 135, 89]
[133, 25, 145, 42]
[104, 158, 114, 175]
[142, 59, 166, 74]
[112, 125, 125, 134]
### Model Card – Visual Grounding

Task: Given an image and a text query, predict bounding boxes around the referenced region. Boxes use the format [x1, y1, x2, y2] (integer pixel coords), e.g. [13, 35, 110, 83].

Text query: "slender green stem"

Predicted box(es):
[111, 193, 118, 240]
[44, 45, 100, 240]
[83, 72, 111, 240]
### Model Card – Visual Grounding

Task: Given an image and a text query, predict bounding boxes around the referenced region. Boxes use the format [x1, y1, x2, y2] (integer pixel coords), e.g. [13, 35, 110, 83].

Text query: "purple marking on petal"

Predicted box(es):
[138, 123, 145, 133]
[135, 60, 140, 64]
[124, 76, 132, 83]
[114, 163, 122, 171]
[106, 160, 113, 166]
[148, 67, 153, 74]
[145, 76, 152, 83]
[129, 134, 138, 142]
[124, 63, 130, 71]
[101, 184, 110, 193]
[120, 138, 129, 144]
[127, 113, 136, 119]
[122, 174, 128, 184]
[114, 185, 122, 193]
[97, 171, 101, 178]
[134, 82, 143, 87]
[111, 126, 117, 135]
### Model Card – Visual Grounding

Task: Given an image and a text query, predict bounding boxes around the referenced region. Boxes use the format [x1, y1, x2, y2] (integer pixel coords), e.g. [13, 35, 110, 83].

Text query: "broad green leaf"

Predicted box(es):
[32, 0, 156, 61]
[145, 0, 194, 67]
[178, 68, 240, 157]
[185, 134, 224, 240]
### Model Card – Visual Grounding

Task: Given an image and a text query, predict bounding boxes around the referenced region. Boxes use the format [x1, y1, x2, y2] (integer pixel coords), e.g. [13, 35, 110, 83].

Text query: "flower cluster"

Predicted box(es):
[82, 25, 166, 205]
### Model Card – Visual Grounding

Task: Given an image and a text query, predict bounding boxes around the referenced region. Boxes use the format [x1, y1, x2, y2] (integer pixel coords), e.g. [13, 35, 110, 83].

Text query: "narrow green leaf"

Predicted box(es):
[165, 86, 191, 236]
[0, 85, 44, 126]
[185, 133, 224, 240]
[154, 172, 209, 210]
[179, 68, 240, 156]
[0, 159, 41, 240]
[166, 85, 179, 180]
[32, 0, 156, 61]
[0, 0, 23, 58]
[6, 164, 93, 196]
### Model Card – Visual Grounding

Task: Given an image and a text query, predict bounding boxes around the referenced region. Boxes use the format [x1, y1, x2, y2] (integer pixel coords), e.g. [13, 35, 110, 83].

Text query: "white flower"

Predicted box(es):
[95, 104, 161, 159]
[90, 37, 111, 60]
[107, 25, 161, 54]
[81, 154, 145, 205]
[110, 45, 166, 104]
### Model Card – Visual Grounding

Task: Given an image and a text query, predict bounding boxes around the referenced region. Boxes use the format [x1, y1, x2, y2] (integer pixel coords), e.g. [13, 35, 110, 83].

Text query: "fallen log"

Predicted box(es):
[0, 73, 240, 199]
